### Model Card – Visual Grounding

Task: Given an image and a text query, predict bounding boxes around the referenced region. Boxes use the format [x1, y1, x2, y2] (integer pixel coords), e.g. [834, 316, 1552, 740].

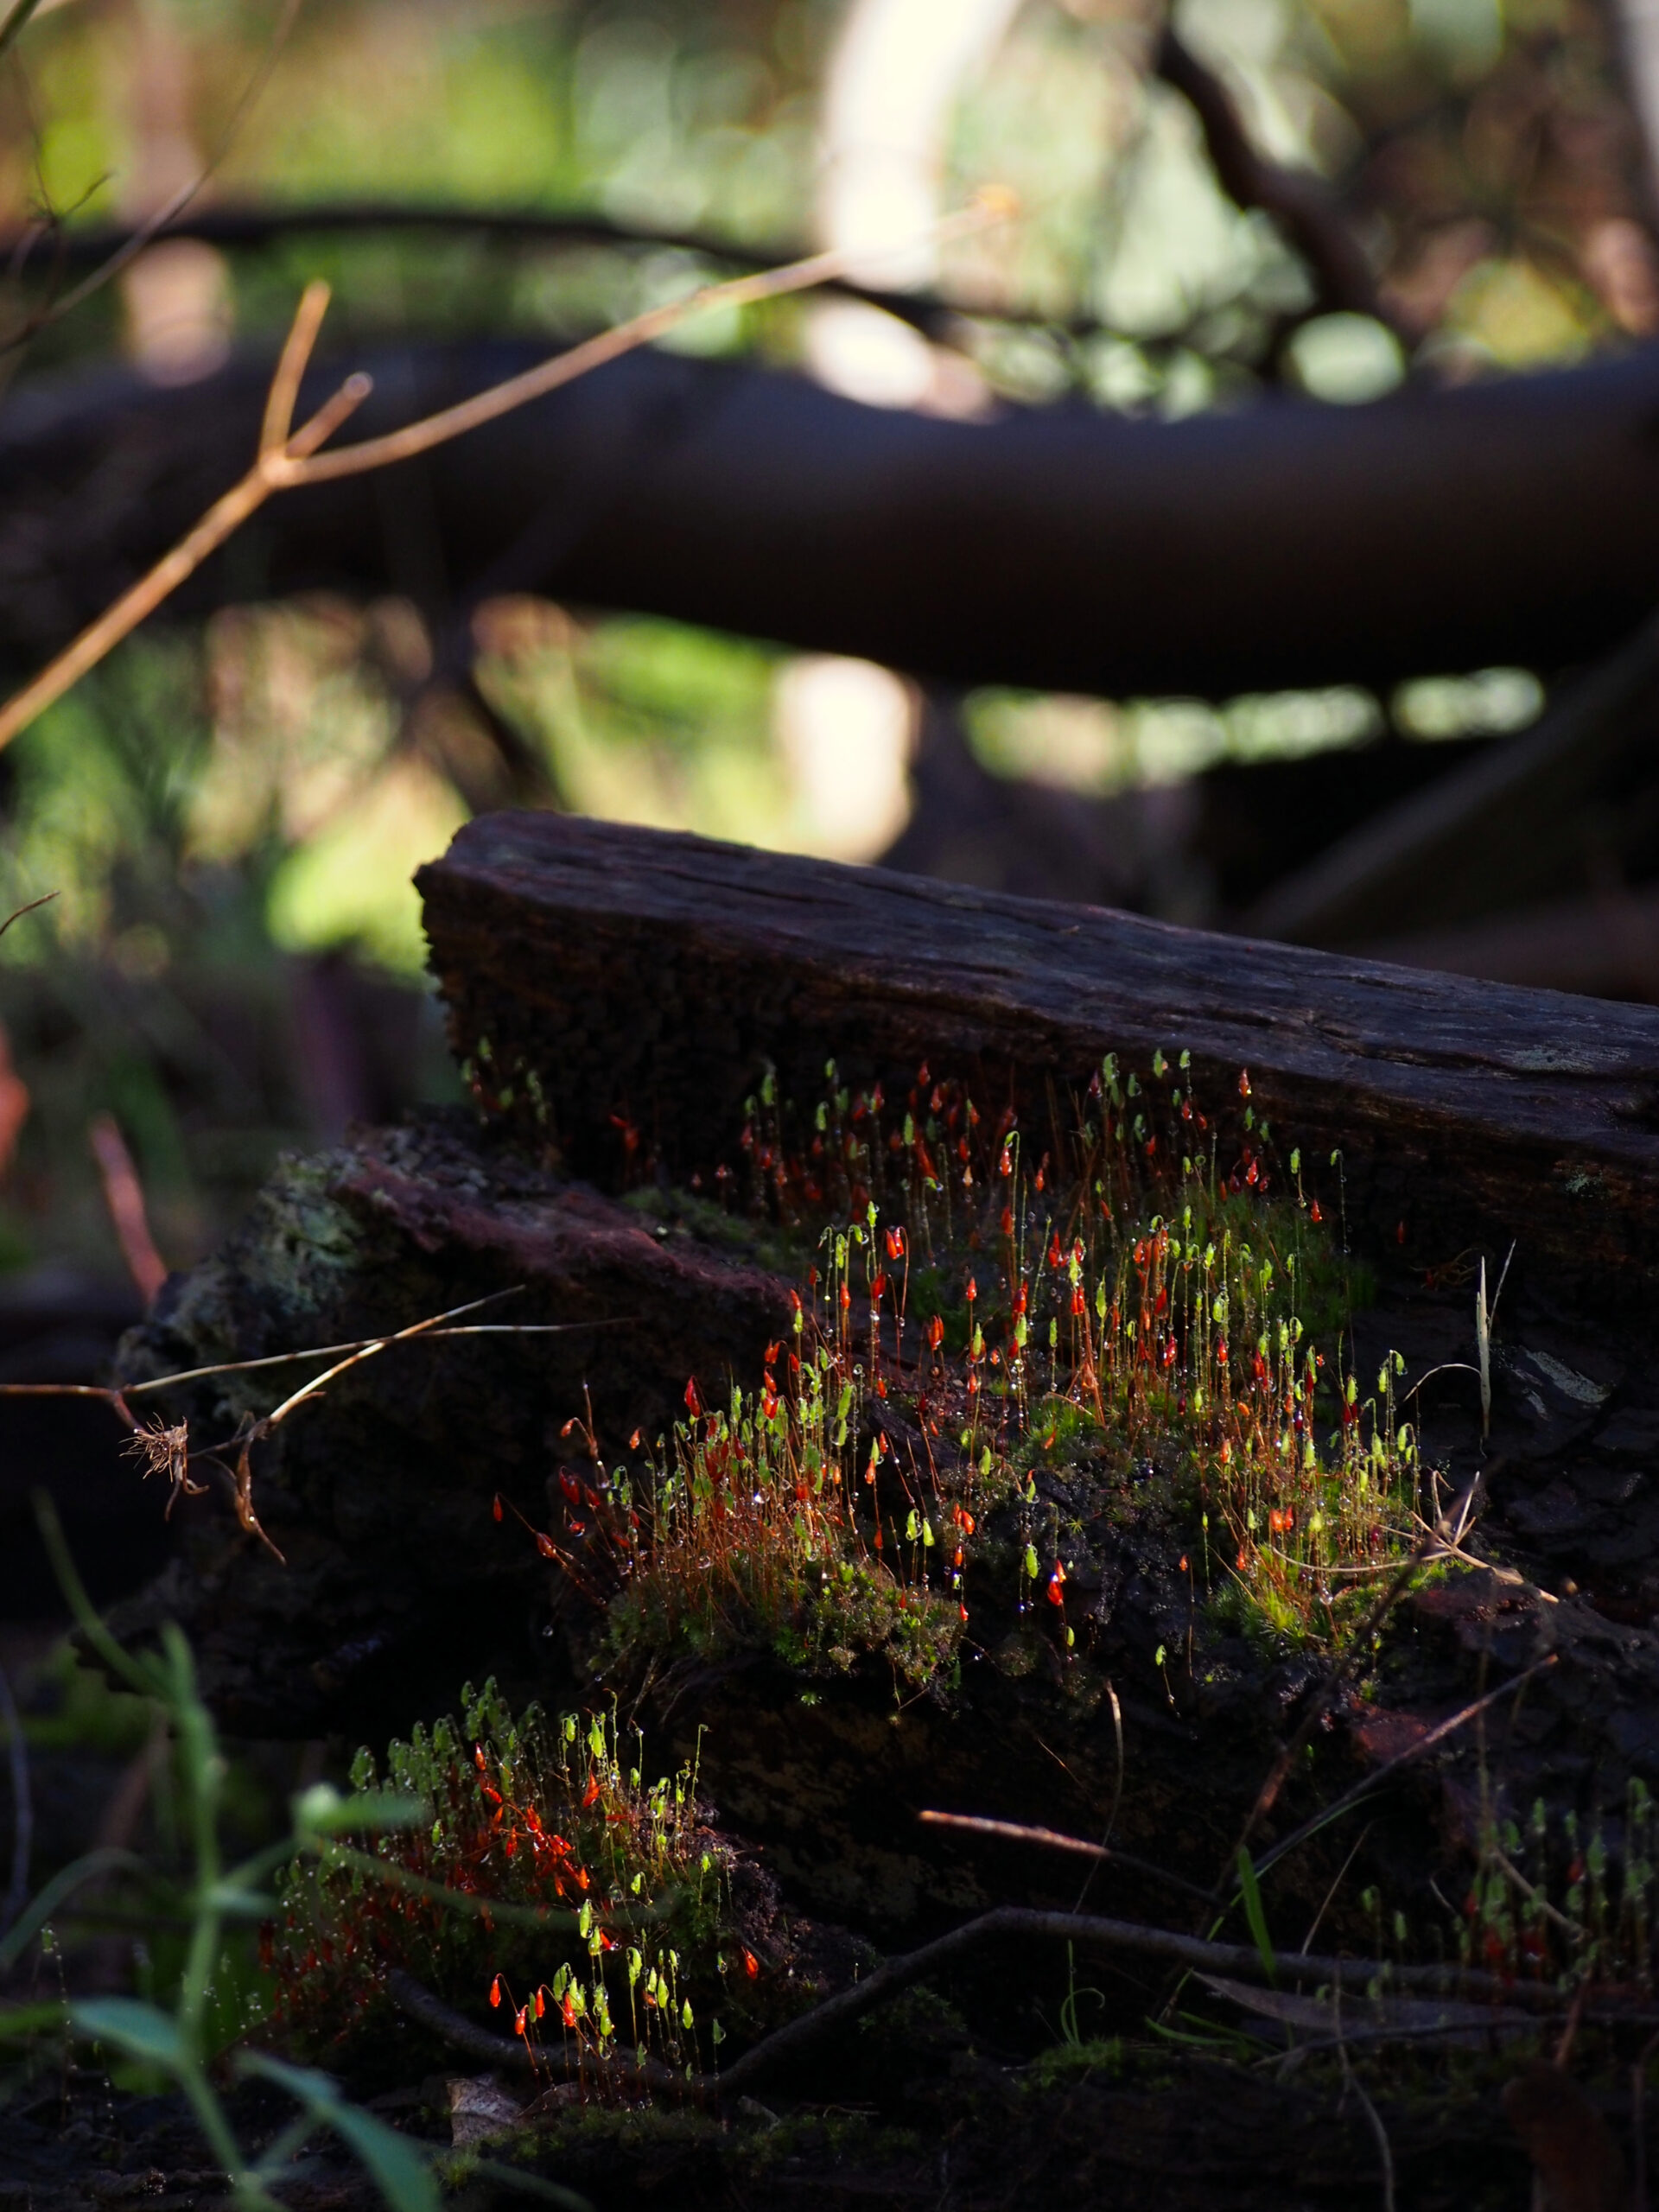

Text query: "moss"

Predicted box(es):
[1025, 2035, 1125, 2088]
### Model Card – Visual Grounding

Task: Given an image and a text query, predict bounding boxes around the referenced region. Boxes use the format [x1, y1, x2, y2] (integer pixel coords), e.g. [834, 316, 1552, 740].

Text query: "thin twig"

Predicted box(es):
[1251, 1657, 1557, 1883]
[1300, 1824, 1372, 1957]
[257, 1290, 519, 1431]
[225, 1289, 524, 1559]
[1154, 27, 1401, 339]
[0, 0, 306, 360]
[1333, 1982, 1398, 2212]
[0, 296, 371, 753]
[259, 275, 332, 455]
[0, 891, 55, 940]
[294, 195, 1007, 487]
[0, 1316, 633, 1410]
[917, 1809, 1212, 1903]
[0, 0, 44, 68]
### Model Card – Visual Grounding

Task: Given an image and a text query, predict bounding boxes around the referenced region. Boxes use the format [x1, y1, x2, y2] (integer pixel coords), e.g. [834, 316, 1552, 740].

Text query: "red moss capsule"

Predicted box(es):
[493, 1495, 504, 1522]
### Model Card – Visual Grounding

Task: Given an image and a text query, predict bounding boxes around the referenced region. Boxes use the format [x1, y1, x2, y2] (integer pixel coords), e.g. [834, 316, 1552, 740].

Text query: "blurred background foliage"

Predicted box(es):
[0, 0, 1649, 1290]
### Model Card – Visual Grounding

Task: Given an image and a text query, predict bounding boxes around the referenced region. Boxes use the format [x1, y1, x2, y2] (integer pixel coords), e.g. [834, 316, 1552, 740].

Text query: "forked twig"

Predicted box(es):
[0, 193, 1014, 754]
[0, 282, 371, 753]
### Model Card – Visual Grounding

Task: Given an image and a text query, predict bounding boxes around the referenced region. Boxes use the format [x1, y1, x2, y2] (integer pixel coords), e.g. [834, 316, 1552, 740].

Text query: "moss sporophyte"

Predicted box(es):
[505, 1052, 1432, 1679]
[271, 1685, 734, 2082]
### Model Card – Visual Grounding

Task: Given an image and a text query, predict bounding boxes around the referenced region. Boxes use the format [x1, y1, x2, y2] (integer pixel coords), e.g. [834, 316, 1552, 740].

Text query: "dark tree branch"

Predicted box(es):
[5, 338, 1659, 699]
[1154, 29, 1397, 334]
[0, 202, 1063, 346]
[386, 1904, 1556, 2099]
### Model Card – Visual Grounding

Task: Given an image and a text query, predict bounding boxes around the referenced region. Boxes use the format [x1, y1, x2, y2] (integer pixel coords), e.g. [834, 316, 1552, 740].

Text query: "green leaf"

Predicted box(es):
[238, 2052, 439, 2212]
[1235, 1848, 1276, 1987]
[72, 1996, 186, 2069]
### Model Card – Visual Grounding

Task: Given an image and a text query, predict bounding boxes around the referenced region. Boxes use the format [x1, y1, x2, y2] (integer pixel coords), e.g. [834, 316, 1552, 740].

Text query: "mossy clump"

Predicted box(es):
[268, 1681, 736, 2079]
[510, 1050, 1430, 1690]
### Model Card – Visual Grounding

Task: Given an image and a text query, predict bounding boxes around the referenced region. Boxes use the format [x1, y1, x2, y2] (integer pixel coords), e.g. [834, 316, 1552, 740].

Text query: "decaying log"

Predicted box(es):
[107, 815, 1659, 1948]
[417, 811, 1659, 1306]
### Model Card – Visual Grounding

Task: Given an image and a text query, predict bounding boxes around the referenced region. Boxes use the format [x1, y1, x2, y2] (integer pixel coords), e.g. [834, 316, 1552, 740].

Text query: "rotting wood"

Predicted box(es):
[417, 810, 1659, 1306]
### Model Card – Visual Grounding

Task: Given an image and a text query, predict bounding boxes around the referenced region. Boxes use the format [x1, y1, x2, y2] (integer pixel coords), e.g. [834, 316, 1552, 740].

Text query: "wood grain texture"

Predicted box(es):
[419, 811, 1659, 1300]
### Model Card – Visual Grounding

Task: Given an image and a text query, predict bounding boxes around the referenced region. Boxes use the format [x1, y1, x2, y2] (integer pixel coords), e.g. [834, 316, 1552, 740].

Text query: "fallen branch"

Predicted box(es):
[388, 1901, 1577, 2102]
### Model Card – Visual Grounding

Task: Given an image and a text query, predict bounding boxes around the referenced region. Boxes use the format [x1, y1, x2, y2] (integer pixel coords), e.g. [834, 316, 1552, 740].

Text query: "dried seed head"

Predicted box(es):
[124, 1417, 200, 1515]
